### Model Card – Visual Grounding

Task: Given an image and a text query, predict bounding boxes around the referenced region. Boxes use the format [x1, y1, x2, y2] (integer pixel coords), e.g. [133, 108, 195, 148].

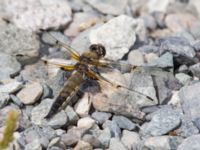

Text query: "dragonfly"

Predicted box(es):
[43, 32, 155, 119]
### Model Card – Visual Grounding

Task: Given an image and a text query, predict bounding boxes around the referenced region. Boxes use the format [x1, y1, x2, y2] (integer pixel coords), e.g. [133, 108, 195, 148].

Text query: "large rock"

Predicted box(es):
[89, 15, 139, 60]
[0, 0, 72, 31]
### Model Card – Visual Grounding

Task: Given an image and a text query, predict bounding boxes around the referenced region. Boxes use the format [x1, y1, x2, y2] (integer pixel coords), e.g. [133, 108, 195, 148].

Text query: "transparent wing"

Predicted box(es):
[47, 32, 81, 61]
[86, 68, 154, 101]
[42, 57, 76, 71]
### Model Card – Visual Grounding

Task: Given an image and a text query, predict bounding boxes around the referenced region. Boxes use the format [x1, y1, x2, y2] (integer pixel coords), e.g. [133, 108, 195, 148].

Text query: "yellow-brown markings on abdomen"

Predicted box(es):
[45, 71, 85, 118]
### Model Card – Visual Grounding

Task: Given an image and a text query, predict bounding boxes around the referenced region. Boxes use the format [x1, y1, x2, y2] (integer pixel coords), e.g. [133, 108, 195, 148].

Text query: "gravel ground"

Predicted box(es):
[0, 0, 200, 150]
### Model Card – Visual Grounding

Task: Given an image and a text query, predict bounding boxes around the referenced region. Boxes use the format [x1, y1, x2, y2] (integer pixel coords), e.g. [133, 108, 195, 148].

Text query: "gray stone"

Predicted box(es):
[97, 128, 111, 148]
[0, 80, 23, 94]
[147, 52, 174, 69]
[109, 138, 127, 150]
[192, 40, 200, 51]
[17, 82, 43, 105]
[61, 127, 87, 146]
[65, 106, 79, 125]
[140, 106, 181, 136]
[55, 129, 66, 136]
[175, 73, 192, 85]
[194, 117, 200, 130]
[74, 140, 93, 150]
[41, 83, 53, 99]
[91, 111, 112, 124]
[124, 71, 158, 106]
[89, 15, 137, 60]
[19, 61, 49, 83]
[85, 0, 127, 15]
[0, 24, 40, 65]
[22, 125, 56, 148]
[152, 11, 166, 28]
[145, 69, 179, 104]
[46, 31, 71, 48]
[48, 137, 66, 150]
[112, 115, 136, 130]
[177, 115, 199, 137]
[179, 82, 200, 121]
[47, 146, 63, 150]
[142, 14, 157, 30]
[0, 0, 72, 31]
[102, 120, 121, 138]
[143, 136, 183, 150]
[137, 45, 159, 53]
[82, 134, 102, 148]
[189, 63, 200, 78]
[0, 92, 9, 108]
[175, 31, 195, 43]
[121, 130, 141, 150]
[159, 36, 196, 58]
[31, 98, 54, 125]
[0, 53, 21, 80]
[177, 134, 200, 150]
[25, 139, 42, 150]
[47, 111, 68, 129]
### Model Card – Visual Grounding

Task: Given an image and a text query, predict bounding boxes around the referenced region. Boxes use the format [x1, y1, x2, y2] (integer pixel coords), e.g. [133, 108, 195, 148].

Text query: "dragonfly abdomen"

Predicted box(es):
[45, 71, 85, 119]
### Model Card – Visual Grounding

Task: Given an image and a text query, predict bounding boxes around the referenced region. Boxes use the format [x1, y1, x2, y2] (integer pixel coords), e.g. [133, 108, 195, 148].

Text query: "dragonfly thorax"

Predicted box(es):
[75, 63, 88, 73]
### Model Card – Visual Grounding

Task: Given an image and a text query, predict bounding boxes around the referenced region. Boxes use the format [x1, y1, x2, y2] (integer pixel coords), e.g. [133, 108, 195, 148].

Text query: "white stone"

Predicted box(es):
[75, 93, 91, 117]
[121, 130, 141, 150]
[147, 0, 174, 13]
[90, 15, 137, 60]
[128, 50, 145, 66]
[77, 117, 95, 129]
[17, 82, 43, 104]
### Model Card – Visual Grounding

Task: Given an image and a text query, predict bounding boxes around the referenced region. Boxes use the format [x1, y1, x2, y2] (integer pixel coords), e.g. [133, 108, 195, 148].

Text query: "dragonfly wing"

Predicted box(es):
[47, 32, 81, 61]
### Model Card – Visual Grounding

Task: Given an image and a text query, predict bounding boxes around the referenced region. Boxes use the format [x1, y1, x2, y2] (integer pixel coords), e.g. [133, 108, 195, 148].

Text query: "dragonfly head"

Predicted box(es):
[89, 44, 106, 58]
